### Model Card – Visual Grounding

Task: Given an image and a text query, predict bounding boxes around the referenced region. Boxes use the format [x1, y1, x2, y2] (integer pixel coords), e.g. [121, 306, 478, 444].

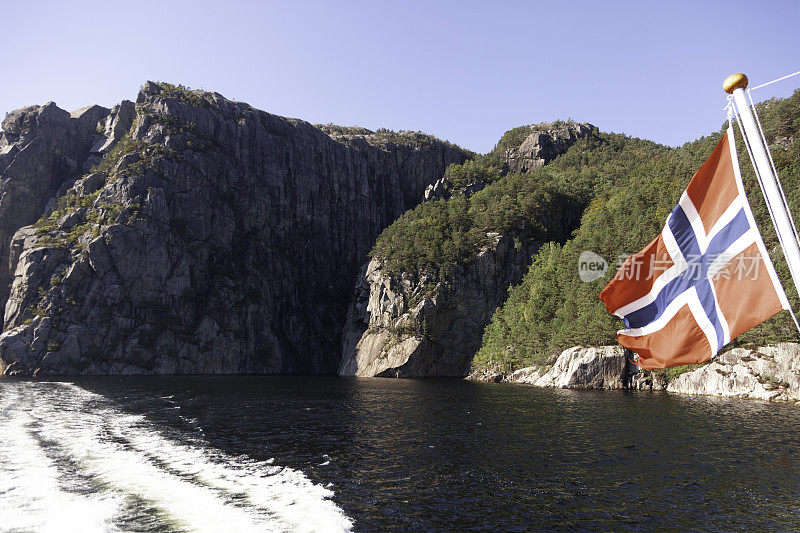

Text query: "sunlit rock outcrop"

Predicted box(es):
[667, 343, 800, 402]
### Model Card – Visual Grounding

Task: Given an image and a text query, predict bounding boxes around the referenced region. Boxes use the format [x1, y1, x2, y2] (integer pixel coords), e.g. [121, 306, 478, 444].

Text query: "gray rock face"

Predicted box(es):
[423, 177, 450, 201]
[667, 344, 800, 402]
[0, 82, 469, 376]
[339, 234, 539, 377]
[503, 122, 595, 174]
[0, 102, 111, 311]
[423, 175, 491, 201]
[487, 346, 632, 389]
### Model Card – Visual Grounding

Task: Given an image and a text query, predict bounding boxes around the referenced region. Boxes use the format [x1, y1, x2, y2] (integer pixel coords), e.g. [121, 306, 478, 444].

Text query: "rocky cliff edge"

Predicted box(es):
[339, 233, 538, 377]
[0, 82, 470, 376]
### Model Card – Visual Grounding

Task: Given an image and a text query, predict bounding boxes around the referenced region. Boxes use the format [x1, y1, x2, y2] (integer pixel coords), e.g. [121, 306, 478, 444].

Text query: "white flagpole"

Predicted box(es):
[724, 73, 800, 307]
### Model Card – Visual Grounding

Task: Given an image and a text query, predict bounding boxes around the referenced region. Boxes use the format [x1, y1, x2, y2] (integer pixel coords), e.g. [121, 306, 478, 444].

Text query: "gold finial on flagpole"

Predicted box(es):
[723, 73, 749, 94]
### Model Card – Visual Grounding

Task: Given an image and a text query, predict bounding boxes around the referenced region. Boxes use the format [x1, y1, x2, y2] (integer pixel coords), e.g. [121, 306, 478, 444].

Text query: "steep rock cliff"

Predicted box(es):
[0, 102, 112, 310]
[339, 234, 538, 377]
[0, 82, 469, 376]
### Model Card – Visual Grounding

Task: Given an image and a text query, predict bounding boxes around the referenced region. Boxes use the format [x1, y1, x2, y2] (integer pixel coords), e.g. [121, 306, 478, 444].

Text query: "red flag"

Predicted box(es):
[600, 128, 789, 369]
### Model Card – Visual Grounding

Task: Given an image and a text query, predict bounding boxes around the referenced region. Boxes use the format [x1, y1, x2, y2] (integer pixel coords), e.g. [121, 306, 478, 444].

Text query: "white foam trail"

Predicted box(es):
[0, 382, 352, 532]
[0, 385, 120, 533]
[113, 424, 348, 532]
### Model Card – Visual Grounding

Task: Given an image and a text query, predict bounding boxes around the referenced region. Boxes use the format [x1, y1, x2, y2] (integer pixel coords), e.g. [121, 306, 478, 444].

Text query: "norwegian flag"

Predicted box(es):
[600, 127, 790, 369]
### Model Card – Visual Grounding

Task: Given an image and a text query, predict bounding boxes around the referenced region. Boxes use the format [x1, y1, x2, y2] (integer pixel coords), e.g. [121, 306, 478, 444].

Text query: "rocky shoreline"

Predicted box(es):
[466, 343, 800, 404]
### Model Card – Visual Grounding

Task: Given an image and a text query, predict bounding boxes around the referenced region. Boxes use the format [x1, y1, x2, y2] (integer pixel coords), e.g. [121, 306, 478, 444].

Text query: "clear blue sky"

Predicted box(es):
[2, 0, 799, 153]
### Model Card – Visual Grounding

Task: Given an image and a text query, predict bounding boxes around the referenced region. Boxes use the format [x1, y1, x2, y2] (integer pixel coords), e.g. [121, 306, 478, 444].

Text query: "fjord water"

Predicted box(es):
[1, 377, 799, 532]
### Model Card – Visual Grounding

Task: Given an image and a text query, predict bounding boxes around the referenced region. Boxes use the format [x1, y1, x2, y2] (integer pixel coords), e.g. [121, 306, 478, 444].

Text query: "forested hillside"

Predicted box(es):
[370, 90, 800, 374]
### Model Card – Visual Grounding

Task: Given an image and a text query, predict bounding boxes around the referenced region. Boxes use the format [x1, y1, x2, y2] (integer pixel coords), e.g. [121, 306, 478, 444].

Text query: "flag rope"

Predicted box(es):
[748, 70, 800, 92]
[727, 101, 800, 335]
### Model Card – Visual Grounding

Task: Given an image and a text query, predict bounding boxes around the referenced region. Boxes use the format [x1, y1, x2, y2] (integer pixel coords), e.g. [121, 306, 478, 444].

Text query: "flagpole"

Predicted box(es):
[724, 73, 800, 308]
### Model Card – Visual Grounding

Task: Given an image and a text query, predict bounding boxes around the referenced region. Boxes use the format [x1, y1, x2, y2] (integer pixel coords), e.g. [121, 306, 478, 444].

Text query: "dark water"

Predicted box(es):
[2, 376, 800, 531]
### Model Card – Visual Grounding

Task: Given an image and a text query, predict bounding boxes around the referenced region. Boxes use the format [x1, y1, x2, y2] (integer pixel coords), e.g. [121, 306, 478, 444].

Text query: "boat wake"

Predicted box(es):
[0, 381, 352, 532]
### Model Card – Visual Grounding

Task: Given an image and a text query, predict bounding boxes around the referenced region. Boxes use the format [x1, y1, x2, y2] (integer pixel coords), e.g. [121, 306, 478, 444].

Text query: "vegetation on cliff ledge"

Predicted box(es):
[369, 124, 608, 275]
[369, 177, 580, 276]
